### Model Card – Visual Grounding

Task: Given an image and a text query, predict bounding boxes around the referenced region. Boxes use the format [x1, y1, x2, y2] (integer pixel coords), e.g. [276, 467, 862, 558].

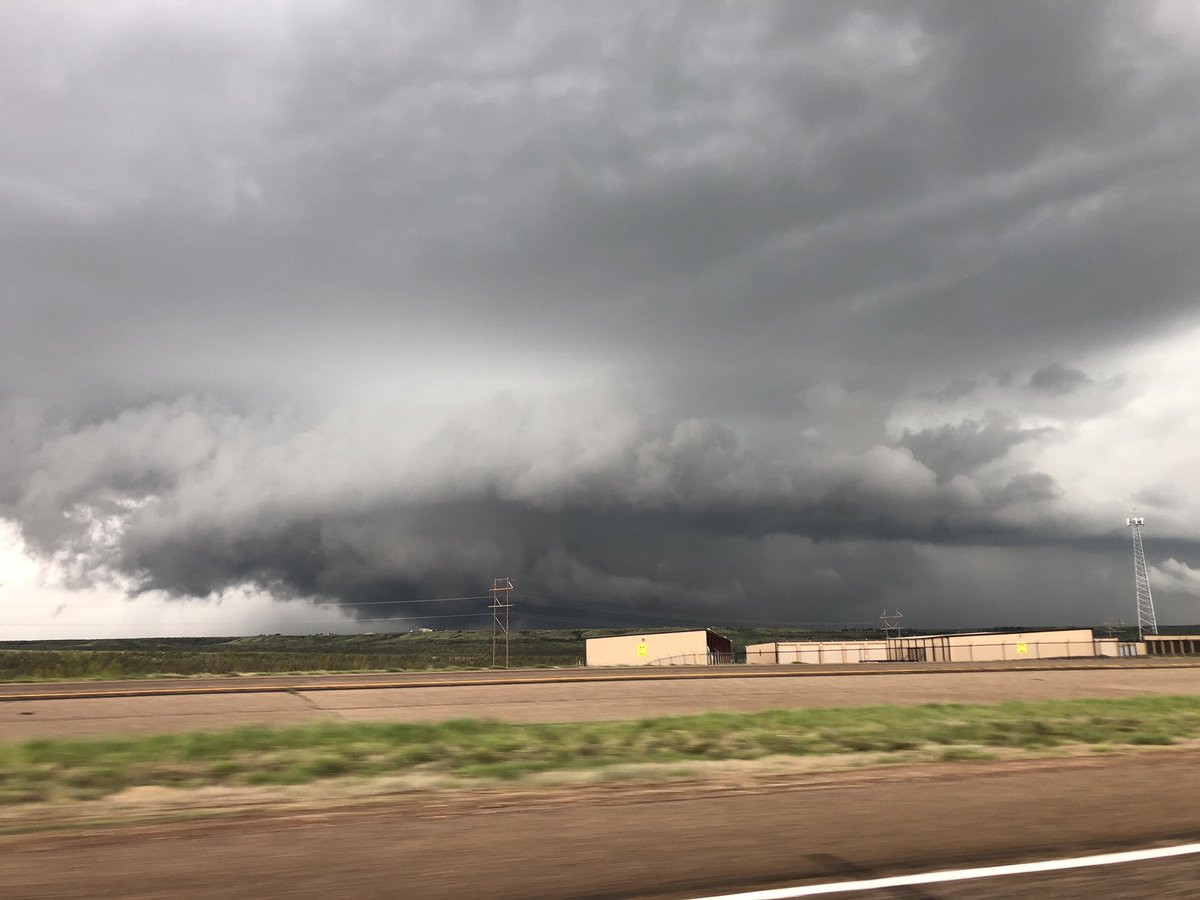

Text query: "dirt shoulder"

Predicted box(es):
[6, 747, 1200, 900]
[5, 741, 1199, 836]
[6, 664, 1200, 740]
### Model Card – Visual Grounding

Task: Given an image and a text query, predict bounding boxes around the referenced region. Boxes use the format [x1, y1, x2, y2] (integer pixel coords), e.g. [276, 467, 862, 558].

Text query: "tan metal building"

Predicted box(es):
[886, 629, 1097, 663]
[1144, 635, 1200, 656]
[1094, 638, 1144, 657]
[585, 629, 733, 667]
[746, 640, 888, 665]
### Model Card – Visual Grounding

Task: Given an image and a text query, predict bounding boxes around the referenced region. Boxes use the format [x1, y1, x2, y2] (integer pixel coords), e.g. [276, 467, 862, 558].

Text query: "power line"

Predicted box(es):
[523, 597, 699, 620]
[325, 595, 491, 607]
[517, 603, 878, 631]
[0, 612, 489, 629]
[520, 595, 879, 629]
[0, 594, 495, 631]
[3, 586, 882, 635]
[516, 610, 705, 628]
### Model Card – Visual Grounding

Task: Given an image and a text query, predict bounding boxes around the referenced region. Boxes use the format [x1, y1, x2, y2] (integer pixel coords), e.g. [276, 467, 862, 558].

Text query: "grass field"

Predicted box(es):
[0, 632, 588, 679]
[5, 624, 1165, 682]
[0, 627, 886, 681]
[3, 695, 1200, 805]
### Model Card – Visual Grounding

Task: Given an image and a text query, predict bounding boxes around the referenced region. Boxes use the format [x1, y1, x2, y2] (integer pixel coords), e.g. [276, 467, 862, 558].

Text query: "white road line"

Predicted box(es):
[689, 841, 1200, 899]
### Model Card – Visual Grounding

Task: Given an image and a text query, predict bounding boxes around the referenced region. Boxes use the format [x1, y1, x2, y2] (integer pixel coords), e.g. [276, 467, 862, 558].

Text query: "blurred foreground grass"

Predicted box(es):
[4, 695, 1200, 805]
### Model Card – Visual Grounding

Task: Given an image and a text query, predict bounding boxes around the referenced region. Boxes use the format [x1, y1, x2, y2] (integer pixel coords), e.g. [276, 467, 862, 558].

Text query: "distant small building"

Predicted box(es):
[886, 629, 1097, 663]
[585, 629, 733, 667]
[1144, 635, 1200, 656]
[746, 640, 887, 665]
[749, 629, 1134, 665]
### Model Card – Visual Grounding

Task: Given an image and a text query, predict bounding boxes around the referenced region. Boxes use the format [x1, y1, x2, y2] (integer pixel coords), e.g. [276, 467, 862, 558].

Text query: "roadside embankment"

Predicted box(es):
[4, 695, 1200, 809]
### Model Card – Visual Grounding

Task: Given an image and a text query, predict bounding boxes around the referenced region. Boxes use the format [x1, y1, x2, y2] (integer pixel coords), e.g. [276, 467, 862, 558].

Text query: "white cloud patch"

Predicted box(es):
[1150, 558, 1200, 598]
[0, 519, 362, 639]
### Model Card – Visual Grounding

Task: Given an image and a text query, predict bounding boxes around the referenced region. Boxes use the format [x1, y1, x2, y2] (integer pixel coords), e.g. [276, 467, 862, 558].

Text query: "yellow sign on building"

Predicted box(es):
[1017, 641, 1028, 654]
[637, 642, 648, 657]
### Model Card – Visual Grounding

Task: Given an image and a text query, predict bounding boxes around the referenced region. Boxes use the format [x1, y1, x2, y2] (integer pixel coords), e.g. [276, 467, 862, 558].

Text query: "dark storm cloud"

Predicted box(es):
[1133, 486, 1184, 510]
[898, 415, 1053, 482]
[5, 1, 1199, 397]
[996, 472, 1062, 506]
[2, 393, 1114, 628]
[1028, 364, 1092, 395]
[1, 1, 1199, 629]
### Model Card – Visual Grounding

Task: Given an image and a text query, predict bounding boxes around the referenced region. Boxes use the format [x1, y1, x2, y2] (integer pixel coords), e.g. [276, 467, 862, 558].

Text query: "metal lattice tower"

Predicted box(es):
[489, 577, 514, 668]
[1127, 517, 1158, 639]
[879, 609, 904, 640]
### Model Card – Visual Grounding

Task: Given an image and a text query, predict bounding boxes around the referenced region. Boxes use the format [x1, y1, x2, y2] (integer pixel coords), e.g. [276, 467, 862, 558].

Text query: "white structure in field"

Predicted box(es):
[746, 640, 887, 665]
[1127, 516, 1158, 639]
[585, 630, 733, 667]
[747, 630, 1141, 665]
[885, 629, 1099, 662]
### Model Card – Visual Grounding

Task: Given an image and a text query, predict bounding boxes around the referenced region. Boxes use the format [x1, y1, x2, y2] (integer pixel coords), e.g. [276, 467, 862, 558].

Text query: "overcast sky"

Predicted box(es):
[2, 0, 1200, 638]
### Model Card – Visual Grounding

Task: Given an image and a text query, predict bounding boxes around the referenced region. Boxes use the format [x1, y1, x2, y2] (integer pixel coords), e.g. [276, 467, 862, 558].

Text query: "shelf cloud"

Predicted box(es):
[2, 1, 1199, 634]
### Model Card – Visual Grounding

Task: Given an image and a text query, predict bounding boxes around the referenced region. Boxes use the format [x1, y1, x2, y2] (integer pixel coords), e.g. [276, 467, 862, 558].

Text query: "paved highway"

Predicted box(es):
[693, 850, 1200, 898]
[4, 664, 1200, 739]
[3, 658, 1198, 700]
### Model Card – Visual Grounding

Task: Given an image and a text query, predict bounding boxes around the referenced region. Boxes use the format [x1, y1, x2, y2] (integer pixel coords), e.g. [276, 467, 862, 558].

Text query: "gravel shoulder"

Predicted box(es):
[5, 664, 1200, 740]
[6, 748, 1200, 899]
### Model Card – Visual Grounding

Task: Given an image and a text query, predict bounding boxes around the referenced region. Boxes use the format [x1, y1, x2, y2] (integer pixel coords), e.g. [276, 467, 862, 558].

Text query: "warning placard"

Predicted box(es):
[637, 642, 648, 657]
[1016, 641, 1028, 654]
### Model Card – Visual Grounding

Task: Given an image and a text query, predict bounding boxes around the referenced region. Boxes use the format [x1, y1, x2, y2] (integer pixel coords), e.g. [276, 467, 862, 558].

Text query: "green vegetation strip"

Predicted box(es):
[0, 629, 880, 681]
[4, 695, 1200, 805]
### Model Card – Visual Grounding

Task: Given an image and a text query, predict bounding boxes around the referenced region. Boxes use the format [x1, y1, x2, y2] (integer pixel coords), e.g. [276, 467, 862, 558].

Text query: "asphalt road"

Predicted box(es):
[4, 664, 1200, 739]
[885, 855, 1200, 899]
[694, 854, 1200, 899]
[4, 750, 1200, 898]
[4, 658, 1198, 698]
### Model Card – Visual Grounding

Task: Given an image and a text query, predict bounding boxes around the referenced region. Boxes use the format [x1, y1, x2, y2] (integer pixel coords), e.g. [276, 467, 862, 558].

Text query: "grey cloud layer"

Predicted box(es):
[5, 2, 1199, 395]
[2, 1, 1198, 627]
[1, 391, 1152, 626]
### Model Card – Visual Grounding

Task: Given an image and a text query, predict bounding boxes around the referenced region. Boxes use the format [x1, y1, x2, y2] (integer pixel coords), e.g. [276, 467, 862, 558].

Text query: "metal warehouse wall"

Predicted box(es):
[1145, 636, 1200, 656]
[586, 631, 713, 667]
[745, 641, 887, 665]
[886, 629, 1097, 663]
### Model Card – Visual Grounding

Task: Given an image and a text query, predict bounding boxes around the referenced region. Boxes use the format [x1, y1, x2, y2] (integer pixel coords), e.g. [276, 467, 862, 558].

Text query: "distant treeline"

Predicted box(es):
[0, 650, 416, 681]
[1, 624, 1179, 681]
[0, 627, 859, 681]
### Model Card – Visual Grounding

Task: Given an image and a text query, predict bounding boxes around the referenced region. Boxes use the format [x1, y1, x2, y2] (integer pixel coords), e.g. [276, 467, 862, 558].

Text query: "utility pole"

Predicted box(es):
[489, 577, 514, 668]
[1127, 516, 1158, 639]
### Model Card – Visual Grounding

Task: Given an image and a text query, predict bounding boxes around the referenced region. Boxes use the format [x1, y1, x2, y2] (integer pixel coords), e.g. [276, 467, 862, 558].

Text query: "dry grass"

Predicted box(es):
[3, 695, 1200, 805]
